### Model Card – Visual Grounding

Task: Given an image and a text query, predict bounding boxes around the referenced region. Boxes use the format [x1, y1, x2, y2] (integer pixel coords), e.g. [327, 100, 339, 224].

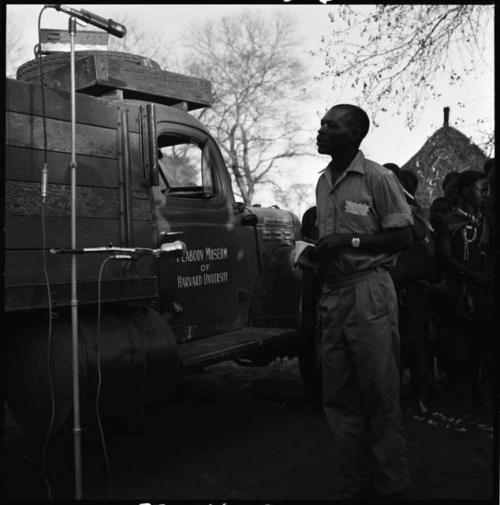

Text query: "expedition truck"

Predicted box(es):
[4, 50, 321, 435]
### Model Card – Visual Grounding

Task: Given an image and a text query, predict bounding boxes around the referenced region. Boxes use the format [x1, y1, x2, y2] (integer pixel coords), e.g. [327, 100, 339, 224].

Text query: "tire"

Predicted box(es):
[16, 50, 161, 82]
[298, 267, 323, 405]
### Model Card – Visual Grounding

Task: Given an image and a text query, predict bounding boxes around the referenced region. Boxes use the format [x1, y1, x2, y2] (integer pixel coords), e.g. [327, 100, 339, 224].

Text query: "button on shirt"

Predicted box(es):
[315, 150, 413, 279]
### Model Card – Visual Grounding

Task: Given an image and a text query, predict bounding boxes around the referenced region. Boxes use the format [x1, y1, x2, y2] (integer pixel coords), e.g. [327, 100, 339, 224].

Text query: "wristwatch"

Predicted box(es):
[351, 236, 361, 248]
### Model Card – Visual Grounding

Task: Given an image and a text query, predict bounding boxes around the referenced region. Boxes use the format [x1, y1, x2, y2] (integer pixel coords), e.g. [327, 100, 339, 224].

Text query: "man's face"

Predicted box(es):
[464, 178, 489, 208]
[316, 107, 358, 156]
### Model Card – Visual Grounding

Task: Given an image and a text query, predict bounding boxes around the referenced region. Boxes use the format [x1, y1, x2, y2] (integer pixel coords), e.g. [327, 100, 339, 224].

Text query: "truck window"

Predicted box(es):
[157, 134, 214, 198]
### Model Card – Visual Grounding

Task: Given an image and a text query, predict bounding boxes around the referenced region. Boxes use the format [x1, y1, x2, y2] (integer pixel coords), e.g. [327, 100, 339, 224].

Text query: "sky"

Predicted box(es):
[5, 4, 495, 215]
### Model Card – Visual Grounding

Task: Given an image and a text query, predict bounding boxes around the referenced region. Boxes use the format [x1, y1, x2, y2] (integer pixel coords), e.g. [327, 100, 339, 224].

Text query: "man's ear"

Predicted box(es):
[350, 128, 362, 145]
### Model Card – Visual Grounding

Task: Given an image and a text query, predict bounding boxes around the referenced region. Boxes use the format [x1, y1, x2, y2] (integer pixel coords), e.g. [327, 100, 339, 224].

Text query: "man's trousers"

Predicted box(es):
[318, 268, 410, 497]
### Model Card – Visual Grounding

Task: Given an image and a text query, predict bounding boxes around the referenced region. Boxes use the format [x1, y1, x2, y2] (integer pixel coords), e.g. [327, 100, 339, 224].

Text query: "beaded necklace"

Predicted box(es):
[454, 207, 482, 261]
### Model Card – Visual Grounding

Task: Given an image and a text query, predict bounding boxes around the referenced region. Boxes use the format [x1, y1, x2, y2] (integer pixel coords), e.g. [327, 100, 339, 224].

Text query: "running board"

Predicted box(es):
[178, 326, 299, 372]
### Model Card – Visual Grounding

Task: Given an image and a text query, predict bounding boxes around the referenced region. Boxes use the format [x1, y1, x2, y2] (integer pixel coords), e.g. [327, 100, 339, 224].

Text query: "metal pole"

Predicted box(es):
[69, 16, 83, 500]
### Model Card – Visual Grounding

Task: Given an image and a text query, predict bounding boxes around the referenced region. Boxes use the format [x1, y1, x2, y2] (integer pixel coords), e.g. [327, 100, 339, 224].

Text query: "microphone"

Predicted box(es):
[46, 4, 127, 38]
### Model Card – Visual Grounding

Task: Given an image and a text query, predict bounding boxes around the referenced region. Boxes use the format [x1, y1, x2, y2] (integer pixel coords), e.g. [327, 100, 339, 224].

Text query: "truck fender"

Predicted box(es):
[248, 243, 301, 329]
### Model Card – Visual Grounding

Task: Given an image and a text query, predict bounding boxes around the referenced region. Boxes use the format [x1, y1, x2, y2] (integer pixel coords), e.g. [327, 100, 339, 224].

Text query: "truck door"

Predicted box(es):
[148, 112, 257, 343]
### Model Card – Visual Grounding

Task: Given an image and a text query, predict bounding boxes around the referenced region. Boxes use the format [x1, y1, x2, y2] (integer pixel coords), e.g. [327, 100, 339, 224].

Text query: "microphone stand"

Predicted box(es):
[41, 5, 126, 498]
[68, 15, 82, 500]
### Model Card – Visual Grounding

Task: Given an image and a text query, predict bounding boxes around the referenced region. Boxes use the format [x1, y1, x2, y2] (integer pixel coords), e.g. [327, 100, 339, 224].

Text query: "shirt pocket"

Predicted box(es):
[339, 197, 377, 234]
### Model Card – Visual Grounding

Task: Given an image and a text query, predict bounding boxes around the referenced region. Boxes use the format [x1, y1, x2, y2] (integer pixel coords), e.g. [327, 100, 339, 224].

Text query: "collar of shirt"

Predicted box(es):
[319, 150, 365, 190]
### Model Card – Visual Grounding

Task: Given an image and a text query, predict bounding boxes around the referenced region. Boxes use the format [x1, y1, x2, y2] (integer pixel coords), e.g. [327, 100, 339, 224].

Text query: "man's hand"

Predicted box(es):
[314, 233, 351, 259]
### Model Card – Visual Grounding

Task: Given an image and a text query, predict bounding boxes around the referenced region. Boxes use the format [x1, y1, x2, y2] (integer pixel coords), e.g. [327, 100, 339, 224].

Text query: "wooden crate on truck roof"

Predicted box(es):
[16, 50, 213, 110]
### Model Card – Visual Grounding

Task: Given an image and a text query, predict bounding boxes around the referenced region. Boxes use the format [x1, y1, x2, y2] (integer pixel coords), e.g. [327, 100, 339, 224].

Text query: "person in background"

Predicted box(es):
[390, 169, 438, 414]
[428, 170, 461, 386]
[429, 171, 461, 231]
[313, 104, 412, 500]
[442, 171, 461, 209]
[436, 170, 493, 411]
[383, 162, 401, 178]
[483, 158, 495, 249]
[301, 205, 319, 243]
[299, 206, 323, 404]
[483, 157, 495, 193]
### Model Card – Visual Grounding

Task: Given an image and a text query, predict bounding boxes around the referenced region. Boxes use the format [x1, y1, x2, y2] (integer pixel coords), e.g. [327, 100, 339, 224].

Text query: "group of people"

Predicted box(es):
[300, 102, 495, 500]
[385, 158, 495, 418]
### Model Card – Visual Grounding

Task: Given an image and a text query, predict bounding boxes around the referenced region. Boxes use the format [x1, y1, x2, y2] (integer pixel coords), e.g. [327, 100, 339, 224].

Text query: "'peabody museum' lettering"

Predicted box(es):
[176, 246, 229, 288]
[178, 247, 228, 263]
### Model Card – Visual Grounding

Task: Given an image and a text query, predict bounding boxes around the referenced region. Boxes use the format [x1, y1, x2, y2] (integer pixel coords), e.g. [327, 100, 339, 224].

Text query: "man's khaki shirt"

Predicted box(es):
[315, 150, 413, 278]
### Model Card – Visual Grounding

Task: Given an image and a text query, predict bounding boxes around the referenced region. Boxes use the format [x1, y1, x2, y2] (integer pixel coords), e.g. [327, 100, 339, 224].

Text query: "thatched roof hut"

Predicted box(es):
[401, 107, 488, 208]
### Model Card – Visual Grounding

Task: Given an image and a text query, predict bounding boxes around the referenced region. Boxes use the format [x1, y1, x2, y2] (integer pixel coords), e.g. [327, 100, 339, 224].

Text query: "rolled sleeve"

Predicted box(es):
[374, 173, 413, 230]
[382, 212, 414, 229]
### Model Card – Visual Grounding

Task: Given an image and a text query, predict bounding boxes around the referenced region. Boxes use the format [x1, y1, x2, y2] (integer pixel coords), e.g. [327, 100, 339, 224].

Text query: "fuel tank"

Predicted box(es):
[5, 304, 180, 435]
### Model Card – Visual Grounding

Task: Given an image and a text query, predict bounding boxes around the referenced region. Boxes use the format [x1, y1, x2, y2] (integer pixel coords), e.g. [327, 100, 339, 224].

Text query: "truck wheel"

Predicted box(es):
[16, 50, 161, 82]
[298, 267, 323, 406]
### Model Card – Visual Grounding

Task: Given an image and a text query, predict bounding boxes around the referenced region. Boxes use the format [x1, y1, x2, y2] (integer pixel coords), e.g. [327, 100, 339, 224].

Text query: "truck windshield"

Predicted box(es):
[157, 134, 214, 198]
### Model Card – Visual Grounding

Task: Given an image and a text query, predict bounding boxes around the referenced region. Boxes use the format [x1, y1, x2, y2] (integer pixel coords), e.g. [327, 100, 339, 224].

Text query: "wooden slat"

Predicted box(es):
[6, 180, 119, 218]
[6, 77, 140, 131]
[104, 55, 212, 109]
[6, 180, 150, 221]
[5, 250, 155, 285]
[6, 111, 118, 158]
[6, 140, 144, 191]
[6, 137, 143, 189]
[6, 145, 119, 188]
[5, 216, 154, 250]
[5, 278, 158, 312]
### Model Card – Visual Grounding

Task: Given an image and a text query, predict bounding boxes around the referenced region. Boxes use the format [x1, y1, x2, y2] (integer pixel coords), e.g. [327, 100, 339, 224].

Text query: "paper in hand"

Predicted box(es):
[293, 240, 318, 269]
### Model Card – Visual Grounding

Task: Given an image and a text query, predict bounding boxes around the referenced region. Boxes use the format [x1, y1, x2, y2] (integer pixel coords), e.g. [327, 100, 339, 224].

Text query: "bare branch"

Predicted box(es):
[183, 10, 311, 205]
[314, 5, 493, 130]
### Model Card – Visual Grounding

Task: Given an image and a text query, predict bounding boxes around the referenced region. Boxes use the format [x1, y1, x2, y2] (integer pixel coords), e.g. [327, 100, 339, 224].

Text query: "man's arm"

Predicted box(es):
[314, 226, 413, 258]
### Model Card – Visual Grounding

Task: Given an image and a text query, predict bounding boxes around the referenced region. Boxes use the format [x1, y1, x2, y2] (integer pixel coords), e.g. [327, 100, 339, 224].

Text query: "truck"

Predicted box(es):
[4, 50, 320, 435]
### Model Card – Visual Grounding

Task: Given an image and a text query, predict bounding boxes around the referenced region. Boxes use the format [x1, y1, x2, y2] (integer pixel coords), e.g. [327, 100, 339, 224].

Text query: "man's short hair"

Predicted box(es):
[442, 171, 460, 191]
[333, 104, 370, 143]
[383, 163, 400, 176]
[398, 169, 419, 196]
[484, 158, 495, 177]
[457, 170, 486, 193]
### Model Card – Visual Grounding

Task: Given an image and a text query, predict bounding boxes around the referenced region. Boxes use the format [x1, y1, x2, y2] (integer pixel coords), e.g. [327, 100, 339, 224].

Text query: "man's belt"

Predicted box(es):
[324, 267, 387, 289]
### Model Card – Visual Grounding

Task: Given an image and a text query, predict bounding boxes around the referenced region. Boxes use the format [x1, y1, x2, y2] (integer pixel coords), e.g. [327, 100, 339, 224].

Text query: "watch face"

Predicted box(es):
[352, 237, 360, 248]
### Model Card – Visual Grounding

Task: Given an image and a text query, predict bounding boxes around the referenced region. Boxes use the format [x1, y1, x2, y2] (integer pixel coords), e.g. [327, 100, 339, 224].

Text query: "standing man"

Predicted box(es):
[313, 104, 413, 500]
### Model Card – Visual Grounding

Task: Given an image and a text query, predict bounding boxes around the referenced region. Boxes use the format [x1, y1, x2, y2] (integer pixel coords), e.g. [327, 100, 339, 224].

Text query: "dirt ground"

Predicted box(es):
[1, 357, 496, 502]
